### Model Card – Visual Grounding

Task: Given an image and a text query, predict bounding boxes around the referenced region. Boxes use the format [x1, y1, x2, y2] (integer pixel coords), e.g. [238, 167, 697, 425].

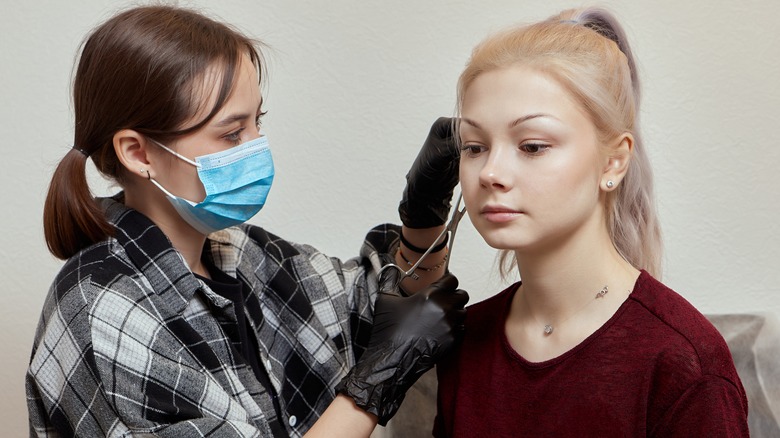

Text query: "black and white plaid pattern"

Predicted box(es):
[27, 196, 399, 437]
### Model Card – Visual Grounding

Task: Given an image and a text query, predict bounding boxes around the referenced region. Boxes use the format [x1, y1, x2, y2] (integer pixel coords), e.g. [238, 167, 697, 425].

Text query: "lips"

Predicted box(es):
[481, 205, 523, 223]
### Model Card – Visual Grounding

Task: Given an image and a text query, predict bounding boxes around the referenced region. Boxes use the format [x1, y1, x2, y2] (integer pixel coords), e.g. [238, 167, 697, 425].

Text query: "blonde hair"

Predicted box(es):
[458, 7, 663, 278]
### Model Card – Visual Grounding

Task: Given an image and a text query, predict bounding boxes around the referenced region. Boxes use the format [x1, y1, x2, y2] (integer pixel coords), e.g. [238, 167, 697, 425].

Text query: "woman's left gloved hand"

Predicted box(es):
[398, 117, 460, 229]
[335, 273, 468, 425]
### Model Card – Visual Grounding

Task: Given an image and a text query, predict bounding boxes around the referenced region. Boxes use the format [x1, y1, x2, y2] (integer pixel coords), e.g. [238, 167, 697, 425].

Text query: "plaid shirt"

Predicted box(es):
[27, 197, 399, 437]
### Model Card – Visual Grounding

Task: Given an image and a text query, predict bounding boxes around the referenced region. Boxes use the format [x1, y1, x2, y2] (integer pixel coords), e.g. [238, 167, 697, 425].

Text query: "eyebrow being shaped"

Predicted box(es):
[461, 113, 554, 130]
[213, 101, 264, 128]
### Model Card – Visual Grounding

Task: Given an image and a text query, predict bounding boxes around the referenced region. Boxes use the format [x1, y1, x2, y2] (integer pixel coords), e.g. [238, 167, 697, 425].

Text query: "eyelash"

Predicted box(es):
[223, 110, 268, 144]
[460, 142, 550, 157]
[519, 143, 550, 155]
[460, 144, 485, 157]
[224, 128, 245, 143]
[256, 109, 267, 128]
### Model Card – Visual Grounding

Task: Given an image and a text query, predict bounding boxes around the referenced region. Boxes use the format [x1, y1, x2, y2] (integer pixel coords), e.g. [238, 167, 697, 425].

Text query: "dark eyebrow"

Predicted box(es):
[213, 101, 264, 128]
[461, 114, 554, 130]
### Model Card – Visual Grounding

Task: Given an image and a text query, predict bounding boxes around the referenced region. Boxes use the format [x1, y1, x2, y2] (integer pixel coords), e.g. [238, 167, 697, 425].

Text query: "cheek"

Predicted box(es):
[188, 170, 208, 200]
[459, 160, 481, 200]
[459, 168, 483, 230]
[459, 159, 475, 185]
[169, 165, 206, 200]
[541, 152, 599, 194]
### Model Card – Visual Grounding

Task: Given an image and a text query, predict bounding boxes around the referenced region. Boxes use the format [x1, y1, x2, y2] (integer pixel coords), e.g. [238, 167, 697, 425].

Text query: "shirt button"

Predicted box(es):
[265, 359, 272, 370]
[288, 415, 297, 427]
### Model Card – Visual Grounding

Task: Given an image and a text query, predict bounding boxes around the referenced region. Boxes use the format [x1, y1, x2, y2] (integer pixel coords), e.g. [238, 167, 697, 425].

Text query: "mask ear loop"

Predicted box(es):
[144, 138, 204, 207]
[148, 138, 201, 168]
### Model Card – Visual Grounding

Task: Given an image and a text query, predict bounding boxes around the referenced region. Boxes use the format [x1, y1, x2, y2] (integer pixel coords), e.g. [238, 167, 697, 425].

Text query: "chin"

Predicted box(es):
[476, 229, 529, 251]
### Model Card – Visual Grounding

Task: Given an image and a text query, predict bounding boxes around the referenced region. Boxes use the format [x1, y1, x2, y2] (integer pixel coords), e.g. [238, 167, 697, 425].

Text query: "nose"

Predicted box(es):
[479, 148, 512, 191]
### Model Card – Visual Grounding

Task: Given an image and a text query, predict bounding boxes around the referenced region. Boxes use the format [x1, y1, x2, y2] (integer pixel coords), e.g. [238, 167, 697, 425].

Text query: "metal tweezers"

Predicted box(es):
[378, 193, 467, 288]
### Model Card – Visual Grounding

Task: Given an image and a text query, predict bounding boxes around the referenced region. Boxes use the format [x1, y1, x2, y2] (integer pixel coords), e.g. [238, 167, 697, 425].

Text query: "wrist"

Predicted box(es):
[307, 394, 378, 436]
[395, 246, 449, 294]
[400, 225, 446, 252]
[335, 365, 394, 426]
[398, 248, 449, 272]
[399, 231, 448, 254]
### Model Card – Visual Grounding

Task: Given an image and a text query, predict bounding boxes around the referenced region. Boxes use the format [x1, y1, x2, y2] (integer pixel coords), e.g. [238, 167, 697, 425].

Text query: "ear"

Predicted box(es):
[601, 133, 633, 191]
[113, 129, 155, 180]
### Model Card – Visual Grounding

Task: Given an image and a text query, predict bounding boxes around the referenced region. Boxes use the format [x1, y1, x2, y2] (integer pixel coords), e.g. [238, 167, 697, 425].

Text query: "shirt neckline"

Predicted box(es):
[500, 270, 648, 369]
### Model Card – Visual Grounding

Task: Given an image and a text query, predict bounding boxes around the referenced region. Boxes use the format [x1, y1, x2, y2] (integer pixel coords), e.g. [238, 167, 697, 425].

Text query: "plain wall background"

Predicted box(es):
[2, 0, 778, 435]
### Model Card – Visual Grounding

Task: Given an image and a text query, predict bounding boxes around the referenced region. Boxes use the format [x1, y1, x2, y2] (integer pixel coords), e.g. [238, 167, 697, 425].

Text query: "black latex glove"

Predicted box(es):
[398, 117, 460, 229]
[335, 273, 468, 426]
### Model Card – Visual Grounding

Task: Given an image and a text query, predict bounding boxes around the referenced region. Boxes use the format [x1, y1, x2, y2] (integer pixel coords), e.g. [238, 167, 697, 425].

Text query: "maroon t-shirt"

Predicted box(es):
[434, 271, 749, 437]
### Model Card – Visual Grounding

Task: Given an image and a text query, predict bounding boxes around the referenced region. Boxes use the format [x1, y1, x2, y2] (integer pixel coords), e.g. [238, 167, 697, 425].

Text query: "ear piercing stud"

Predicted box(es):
[606, 180, 615, 189]
[140, 169, 150, 180]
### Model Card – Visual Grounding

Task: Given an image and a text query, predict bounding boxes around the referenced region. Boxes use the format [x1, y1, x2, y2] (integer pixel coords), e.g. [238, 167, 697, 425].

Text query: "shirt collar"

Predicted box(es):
[101, 194, 205, 317]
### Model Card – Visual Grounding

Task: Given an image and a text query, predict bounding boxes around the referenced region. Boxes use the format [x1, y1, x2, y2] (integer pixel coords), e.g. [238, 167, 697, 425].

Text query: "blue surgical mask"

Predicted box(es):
[148, 136, 274, 235]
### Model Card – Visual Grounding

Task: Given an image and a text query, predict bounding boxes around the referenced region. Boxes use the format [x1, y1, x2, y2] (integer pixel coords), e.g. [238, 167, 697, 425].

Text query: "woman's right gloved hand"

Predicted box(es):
[398, 117, 460, 229]
[335, 273, 468, 425]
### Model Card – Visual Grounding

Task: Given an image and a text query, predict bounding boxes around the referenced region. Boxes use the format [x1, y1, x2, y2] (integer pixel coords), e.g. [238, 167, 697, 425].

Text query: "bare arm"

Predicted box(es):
[304, 395, 378, 437]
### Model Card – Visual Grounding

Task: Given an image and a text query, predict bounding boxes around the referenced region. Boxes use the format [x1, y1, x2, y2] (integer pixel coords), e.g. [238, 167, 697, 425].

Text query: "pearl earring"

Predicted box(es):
[606, 180, 615, 189]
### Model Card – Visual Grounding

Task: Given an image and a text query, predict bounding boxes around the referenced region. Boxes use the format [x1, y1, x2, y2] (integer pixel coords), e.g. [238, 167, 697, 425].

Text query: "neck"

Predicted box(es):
[124, 186, 210, 278]
[159, 220, 210, 278]
[511, 215, 639, 326]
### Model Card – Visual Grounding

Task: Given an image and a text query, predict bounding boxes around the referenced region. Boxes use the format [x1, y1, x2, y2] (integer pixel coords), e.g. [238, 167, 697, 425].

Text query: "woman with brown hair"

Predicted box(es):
[27, 5, 466, 437]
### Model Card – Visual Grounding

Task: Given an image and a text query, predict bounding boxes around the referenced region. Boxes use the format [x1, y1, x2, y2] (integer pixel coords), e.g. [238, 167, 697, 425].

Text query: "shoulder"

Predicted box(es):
[468, 283, 518, 312]
[32, 239, 151, 357]
[652, 373, 749, 436]
[465, 283, 519, 330]
[50, 238, 142, 304]
[627, 272, 743, 391]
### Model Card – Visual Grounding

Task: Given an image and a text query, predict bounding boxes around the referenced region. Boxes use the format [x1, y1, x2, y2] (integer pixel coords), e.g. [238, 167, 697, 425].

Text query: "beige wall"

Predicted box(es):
[2, 0, 778, 435]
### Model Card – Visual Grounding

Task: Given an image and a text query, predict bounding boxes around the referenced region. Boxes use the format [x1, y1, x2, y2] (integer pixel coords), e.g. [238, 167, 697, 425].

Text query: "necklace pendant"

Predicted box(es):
[544, 324, 554, 335]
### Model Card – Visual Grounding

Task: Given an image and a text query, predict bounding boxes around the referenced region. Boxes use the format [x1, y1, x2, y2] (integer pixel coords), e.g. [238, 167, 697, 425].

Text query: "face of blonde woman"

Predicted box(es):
[458, 65, 609, 255]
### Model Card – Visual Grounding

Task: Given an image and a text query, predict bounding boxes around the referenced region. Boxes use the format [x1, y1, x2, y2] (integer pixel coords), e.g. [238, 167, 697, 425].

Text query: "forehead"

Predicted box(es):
[462, 65, 582, 117]
[185, 54, 261, 125]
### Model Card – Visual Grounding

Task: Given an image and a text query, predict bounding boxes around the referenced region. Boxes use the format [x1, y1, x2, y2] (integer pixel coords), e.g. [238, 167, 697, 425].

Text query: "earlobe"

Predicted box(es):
[114, 129, 154, 180]
[601, 133, 634, 190]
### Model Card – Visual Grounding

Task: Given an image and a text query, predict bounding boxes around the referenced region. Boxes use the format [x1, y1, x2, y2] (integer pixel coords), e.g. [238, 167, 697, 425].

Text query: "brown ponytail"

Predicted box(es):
[41, 5, 266, 260]
[43, 150, 114, 260]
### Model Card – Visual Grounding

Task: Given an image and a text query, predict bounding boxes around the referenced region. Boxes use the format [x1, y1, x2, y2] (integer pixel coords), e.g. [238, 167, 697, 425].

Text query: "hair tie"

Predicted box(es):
[72, 146, 90, 157]
[562, 18, 624, 56]
[584, 21, 620, 46]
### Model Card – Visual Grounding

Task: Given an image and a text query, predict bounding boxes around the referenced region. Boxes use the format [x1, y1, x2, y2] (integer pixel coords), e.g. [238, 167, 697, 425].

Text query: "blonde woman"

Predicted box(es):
[434, 7, 748, 437]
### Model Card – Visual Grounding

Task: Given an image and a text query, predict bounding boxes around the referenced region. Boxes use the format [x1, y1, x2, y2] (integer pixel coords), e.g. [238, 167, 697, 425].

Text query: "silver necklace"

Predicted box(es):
[543, 285, 609, 335]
